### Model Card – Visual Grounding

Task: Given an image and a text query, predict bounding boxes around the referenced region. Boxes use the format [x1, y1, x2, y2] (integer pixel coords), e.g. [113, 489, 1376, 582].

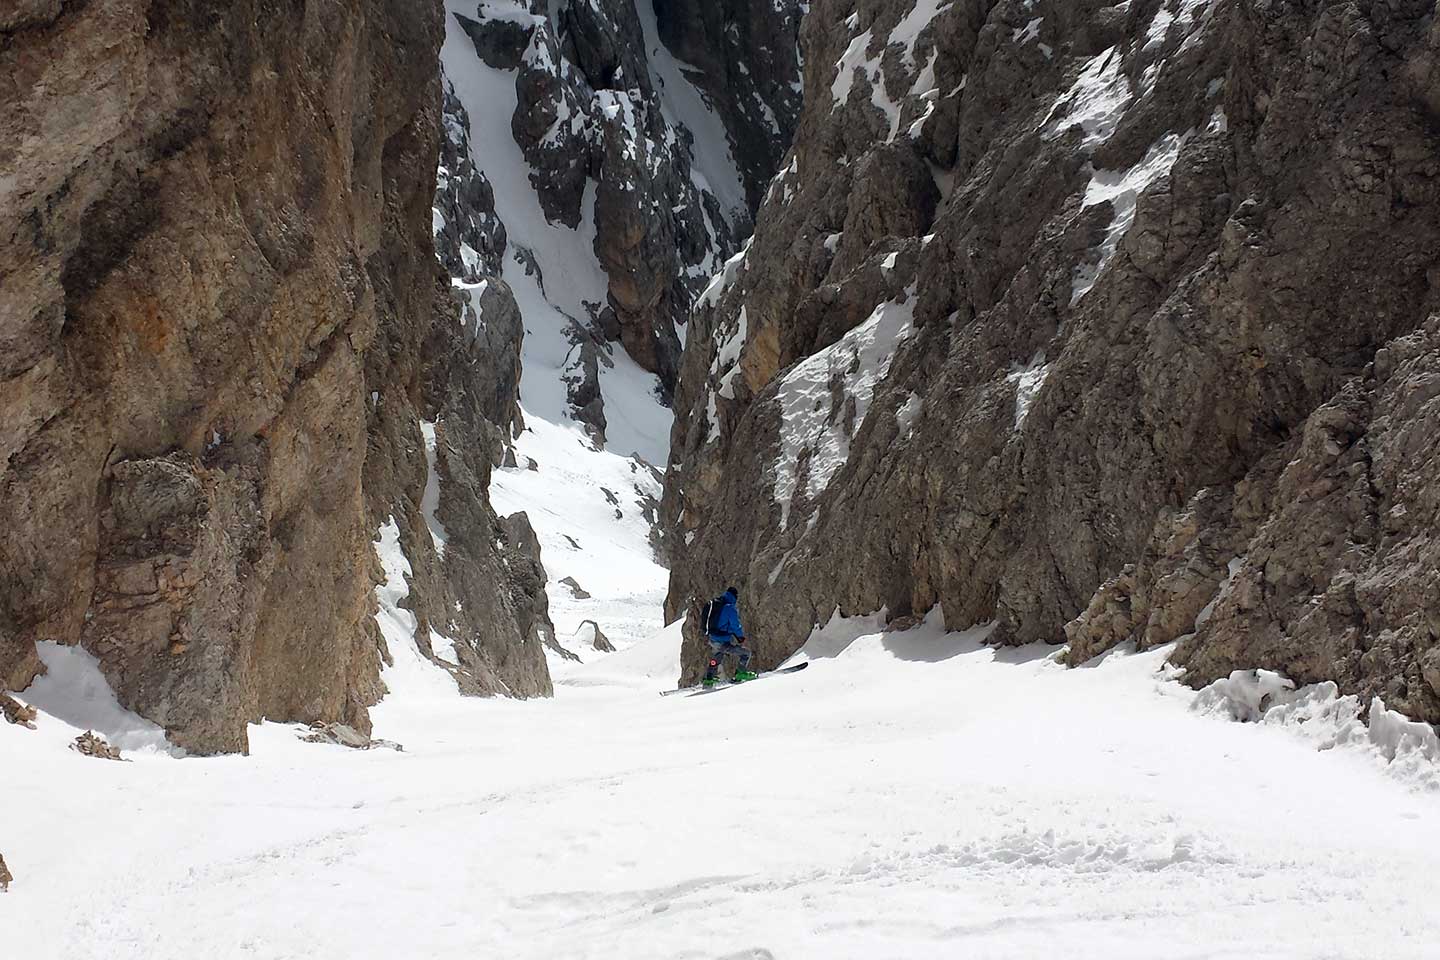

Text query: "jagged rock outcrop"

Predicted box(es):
[1, 693, 37, 729]
[1, 0, 554, 753]
[665, 0, 1440, 721]
[435, 76, 509, 282]
[654, 0, 806, 209]
[577, 619, 616, 652]
[443, 0, 800, 403]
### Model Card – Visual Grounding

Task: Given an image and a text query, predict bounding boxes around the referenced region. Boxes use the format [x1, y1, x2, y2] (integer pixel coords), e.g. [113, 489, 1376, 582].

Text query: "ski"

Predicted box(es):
[659, 661, 810, 697]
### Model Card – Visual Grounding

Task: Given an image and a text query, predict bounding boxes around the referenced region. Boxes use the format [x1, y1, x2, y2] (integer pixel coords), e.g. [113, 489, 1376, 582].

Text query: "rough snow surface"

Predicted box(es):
[9, 614, 1440, 957]
[1193, 669, 1440, 792]
[773, 292, 916, 527]
[373, 517, 459, 699]
[896, 390, 923, 437]
[713, 306, 749, 399]
[418, 420, 450, 557]
[697, 238, 750, 309]
[633, 0, 747, 222]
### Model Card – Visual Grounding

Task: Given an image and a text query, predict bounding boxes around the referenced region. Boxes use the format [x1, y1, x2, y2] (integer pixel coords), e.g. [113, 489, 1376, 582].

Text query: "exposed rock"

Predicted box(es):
[0, 853, 10, 893]
[544, 636, 583, 663]
[559, 576, 593, 600]
[1, 0, 554, 751]
[565, 330, 610, 445]
[1175, 318, 1440, 723]
[1, 693, 37, 729]
[654, 0, 806, 210]
[434, 73, 508, 281]
[445, 0, 776, 399]
[71, 731, 124, 761]
[664, 0, 1440, 716]
[450, 278, 526, 450]
[301, 721, 403, 752]
[577, 620, 616, 653]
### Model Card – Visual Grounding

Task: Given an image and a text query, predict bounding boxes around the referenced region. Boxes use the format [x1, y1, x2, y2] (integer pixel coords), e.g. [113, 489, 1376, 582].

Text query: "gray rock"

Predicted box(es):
[577, 619, 616, 653]
[300, 721, 402, 752]
[663, 0, 1440, 720]
[559, 576, 592, 600]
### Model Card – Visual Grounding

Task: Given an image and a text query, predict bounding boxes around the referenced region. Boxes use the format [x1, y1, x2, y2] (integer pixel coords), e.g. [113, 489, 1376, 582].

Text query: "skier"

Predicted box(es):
[702, 587, 757, 687]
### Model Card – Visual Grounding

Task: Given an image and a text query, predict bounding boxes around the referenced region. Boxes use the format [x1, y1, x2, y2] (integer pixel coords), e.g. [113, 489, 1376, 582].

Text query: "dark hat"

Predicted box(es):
[725, 586, 739, 598]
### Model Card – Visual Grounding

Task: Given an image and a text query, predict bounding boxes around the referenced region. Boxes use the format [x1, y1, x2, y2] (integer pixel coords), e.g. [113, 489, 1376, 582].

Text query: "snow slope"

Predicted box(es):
[7, 614, 1439, 958]
[438, 4, 675, 657]
[490, 415, 669, 656]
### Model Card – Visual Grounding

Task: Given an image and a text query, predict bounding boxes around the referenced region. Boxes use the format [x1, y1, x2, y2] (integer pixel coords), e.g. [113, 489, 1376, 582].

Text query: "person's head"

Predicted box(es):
[725, 586, 739, 601]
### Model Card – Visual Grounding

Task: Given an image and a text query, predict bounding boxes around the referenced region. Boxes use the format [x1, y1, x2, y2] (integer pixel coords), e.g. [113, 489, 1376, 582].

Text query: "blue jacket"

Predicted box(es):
[709, 594, 744, 641]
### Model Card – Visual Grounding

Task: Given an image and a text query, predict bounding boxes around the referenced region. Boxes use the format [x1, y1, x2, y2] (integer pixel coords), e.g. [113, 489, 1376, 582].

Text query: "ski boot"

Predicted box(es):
[701, 676, 722, 688]
[732, 670, 759, 683]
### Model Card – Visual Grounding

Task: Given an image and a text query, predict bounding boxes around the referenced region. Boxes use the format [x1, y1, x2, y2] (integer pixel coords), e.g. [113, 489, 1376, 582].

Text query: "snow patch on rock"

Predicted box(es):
[1071, 132, 1188, 305]
[773, 292, 916, 527]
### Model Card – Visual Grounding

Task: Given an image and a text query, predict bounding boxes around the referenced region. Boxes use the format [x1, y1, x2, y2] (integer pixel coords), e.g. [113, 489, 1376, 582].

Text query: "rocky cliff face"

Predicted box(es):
[1, 0, 553, 754]
[665, 0, 1440, 722]
[438, 0, 803, 438]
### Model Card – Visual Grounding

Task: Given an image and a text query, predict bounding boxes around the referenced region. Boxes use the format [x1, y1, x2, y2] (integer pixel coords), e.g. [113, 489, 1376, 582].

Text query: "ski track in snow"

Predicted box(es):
[7, 614, 1440, 958]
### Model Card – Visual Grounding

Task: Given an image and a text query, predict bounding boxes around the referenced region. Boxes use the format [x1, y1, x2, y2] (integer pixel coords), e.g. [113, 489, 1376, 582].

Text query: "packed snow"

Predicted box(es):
[18, 642, 175, 755]
[8, 607, 1440, 958]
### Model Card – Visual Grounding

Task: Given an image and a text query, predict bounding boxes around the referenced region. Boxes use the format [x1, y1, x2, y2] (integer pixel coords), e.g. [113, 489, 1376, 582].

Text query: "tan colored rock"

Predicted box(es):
[300, 721, 402, 752]
[0, 852, 11, 892]
[0, 694, 37, 729]
[0, 0, 554, 752]
[71, 731, 124, 761]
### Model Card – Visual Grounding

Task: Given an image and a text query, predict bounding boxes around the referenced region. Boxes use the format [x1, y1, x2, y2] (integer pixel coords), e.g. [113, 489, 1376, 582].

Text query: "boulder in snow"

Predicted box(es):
[559, 577, 592, 600]
[1, 693, 36, 729]
[300, 722, 403, 753]
[576, 620, 616, 653]
[71, 731, 124, 761]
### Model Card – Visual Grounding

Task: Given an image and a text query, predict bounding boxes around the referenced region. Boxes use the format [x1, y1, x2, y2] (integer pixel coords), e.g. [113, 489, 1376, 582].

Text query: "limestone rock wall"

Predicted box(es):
[0, 0, 553, 753]
[665, 0, 1440, 722]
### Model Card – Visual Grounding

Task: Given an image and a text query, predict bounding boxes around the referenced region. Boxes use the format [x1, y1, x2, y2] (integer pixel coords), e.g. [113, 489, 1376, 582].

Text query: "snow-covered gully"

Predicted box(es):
[6, 613, 1439, 958]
